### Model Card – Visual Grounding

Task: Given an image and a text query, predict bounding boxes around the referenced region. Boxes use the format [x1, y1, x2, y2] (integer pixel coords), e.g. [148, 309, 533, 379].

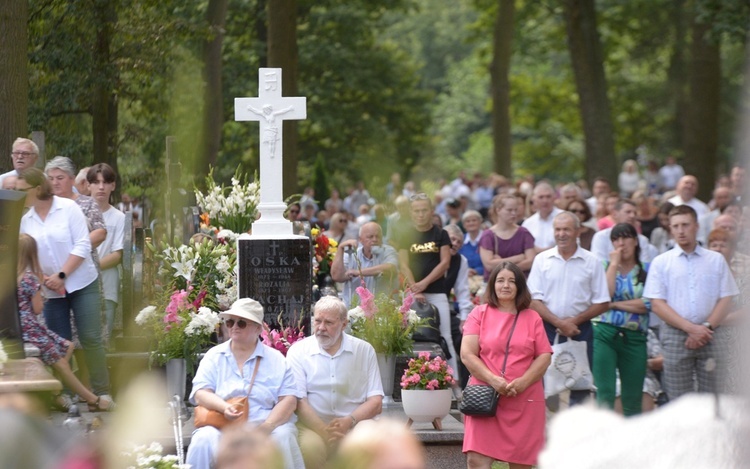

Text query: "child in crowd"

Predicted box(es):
[17, 234, 114, 411]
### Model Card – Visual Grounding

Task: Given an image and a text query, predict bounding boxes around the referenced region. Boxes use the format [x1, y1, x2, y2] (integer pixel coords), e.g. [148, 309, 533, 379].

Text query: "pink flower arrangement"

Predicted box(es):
[356, 284, 376, 318]
[260, 313, 306, 356]
[401, 351, 455, 391]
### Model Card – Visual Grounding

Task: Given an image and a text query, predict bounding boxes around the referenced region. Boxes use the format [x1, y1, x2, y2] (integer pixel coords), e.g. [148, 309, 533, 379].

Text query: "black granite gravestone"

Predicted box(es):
[237, 237, 312, 333]
[0, 190, 28, 358]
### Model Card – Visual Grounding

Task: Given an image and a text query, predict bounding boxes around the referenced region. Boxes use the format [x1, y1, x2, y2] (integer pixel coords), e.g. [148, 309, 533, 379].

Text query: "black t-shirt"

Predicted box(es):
[396, 225, 451, 294]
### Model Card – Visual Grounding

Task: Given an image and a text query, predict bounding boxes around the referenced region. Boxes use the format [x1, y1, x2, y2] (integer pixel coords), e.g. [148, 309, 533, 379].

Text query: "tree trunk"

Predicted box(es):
[683, 15, 720, 201]
[667, 0, 688, 154]
[562, 0, 617, 185]
[490, 0, 514, 178]
[0, 0, 28, 172]
[201, 0, 229, 177]
[92, 1, 118, 169]
[267, 0, 300, 197]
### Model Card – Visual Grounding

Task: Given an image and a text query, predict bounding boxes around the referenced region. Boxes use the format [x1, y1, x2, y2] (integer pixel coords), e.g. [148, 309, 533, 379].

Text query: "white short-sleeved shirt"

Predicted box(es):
[590, 228, 656, 263]
[522, 207, 563, 249]
[643, 245, 738, 324]
[98, 206, 125, 302]
[0, 169, 18, 187]
[190, 340, 299, 425]
[668, 195, 710, 218]
[527, 246, 610, 319]
[20, 196, 98, 297]
[286, 334, 383, 423]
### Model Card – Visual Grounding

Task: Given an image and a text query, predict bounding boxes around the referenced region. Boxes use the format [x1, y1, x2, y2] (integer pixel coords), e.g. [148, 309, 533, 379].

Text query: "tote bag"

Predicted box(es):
[543, 334, 594, 398]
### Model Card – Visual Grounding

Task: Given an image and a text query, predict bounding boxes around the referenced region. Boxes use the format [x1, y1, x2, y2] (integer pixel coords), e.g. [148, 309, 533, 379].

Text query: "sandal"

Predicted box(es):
[88, 394, 116, 412]
[52, 393, 74, 412]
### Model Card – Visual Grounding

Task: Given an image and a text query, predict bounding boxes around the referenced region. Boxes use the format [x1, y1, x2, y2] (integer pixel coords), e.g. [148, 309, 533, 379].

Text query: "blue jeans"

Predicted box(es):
[104, 299, 117, 345]
[544, 320, 593, 406]
[44, 279, 110, 395]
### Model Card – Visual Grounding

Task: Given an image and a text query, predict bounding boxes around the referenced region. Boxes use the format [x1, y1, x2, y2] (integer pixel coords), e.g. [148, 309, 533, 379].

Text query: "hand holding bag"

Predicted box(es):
[194, 357, 261, 429]
[543, 333, 594, 398]
[459, 308, 520, 417]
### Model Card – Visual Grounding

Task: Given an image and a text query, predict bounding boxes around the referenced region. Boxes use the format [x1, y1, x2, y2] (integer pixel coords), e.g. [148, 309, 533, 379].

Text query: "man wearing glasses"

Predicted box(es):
[1, 138, 40, 188]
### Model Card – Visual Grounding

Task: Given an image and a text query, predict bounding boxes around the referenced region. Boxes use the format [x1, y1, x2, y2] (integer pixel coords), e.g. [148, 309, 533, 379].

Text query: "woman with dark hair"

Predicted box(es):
[461, 262, 552, 469]
[592, 223, 650, 415]
[565, 198, 595, 250]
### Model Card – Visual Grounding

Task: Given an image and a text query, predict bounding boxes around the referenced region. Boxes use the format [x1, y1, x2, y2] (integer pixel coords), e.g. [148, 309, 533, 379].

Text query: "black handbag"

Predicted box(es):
[411, 300, 441, 343]
[459, 308, 520, 417]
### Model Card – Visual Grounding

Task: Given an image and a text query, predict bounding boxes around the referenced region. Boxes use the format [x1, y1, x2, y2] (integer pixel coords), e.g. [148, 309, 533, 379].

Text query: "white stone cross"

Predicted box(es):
[235, 68, 307, 237]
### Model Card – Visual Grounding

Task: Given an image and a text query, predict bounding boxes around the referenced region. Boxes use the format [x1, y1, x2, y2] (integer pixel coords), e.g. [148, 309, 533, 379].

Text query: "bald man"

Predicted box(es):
[668, 175, 710, 218]
[331, 222, 399, 308]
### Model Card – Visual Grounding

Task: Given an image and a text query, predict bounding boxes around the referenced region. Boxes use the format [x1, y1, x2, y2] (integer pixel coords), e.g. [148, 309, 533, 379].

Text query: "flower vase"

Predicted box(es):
[376, 354, 396, 406]
[166, 358, 186, 402]
[401, 389, 452, 430]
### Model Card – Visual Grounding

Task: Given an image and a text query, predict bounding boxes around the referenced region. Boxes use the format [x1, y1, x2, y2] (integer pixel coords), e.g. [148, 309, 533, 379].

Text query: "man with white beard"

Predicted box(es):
[287, 296, 383, 469]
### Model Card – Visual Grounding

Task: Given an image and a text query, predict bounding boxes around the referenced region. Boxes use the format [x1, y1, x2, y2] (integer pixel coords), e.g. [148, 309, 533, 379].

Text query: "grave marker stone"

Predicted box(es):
[0, 190, 29, 358]
[235, 68, 312, 330]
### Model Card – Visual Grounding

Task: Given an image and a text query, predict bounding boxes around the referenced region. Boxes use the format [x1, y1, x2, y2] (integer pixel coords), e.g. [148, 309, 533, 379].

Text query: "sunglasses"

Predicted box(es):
[409, 193, 429, 201]
[224, 318, 249, 329]
[569, 209, 586, 214]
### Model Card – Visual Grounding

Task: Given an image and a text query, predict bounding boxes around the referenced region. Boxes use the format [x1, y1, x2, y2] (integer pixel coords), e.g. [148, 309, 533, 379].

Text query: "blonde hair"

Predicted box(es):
[17, 234, 44, 286]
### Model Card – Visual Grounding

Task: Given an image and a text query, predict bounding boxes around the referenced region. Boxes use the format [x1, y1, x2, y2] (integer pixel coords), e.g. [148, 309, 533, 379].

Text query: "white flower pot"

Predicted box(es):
[401, 388, 452, 423]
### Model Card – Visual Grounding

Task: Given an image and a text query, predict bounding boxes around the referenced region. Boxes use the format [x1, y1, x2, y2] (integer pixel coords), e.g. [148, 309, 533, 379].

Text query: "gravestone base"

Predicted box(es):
[238, 235, 312, 331]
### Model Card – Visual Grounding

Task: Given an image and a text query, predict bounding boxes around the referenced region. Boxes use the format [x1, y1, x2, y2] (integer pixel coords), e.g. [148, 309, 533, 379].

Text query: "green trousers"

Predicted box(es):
[592, 322, 647, 416]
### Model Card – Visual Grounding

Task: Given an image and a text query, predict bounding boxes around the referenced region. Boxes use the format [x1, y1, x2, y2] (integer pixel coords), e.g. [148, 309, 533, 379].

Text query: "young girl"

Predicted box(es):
[17, 234, 114, 411]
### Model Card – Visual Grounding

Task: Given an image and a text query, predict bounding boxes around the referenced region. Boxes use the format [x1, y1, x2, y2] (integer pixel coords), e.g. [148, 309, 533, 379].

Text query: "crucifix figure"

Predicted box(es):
[235, 68, 307, 236]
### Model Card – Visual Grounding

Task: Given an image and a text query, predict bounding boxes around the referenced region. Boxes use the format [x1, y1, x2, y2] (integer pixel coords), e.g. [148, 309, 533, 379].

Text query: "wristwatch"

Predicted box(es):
[58, 271, 67, 280]
[701, 321, 714, 331]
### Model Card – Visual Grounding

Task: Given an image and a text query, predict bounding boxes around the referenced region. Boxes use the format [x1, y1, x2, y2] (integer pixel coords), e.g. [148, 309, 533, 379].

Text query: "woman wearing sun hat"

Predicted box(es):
[186, 298, 304, 469]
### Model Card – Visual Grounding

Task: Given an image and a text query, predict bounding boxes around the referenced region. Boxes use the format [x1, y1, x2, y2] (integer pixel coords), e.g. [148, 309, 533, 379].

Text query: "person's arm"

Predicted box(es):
[357, 248, 398, 278]
[99, 250, 122, 270]
[479, 246, 499, 273]
[515, 247, 536, 272]
[325, 395, 383, 441]
[529, 299, 578, 337]
[505, 353, 552, 396]
[32, 289, 44, 315]
[331, 240, 357, 283]
[651, 299, 712, 347]
[194, 388, 245, 422]
[704, 296, 736, 331]
[398, 248, 415, 287]
[610, 299, 648, 314]
[44, 254, 85, 293]
[90, 228, 106, 248]
[258, 394, 297, 434]
[571, 302, 610, 325]
[411, 244, 450, 294]
[460, 334, 509, 395]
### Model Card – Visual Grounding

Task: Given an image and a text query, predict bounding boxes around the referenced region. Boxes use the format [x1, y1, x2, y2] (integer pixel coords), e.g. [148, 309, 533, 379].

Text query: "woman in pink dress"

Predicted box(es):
[461, 262, 552, 469]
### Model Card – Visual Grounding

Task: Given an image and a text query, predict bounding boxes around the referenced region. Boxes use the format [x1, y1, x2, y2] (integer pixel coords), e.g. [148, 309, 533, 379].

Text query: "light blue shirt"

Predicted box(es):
[190, 339, 299, 425]
[644, 245, 738, 324]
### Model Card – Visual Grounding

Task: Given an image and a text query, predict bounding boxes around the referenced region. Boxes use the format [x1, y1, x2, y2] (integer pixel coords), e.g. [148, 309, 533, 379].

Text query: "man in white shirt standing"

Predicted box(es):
[668, 175, 710, 218]
[591, 198, 656, 263]
[528, 211, 610, 405]
[87, 163, 125, 344]
[643, 205, 738, 399]
[287, 296, 383, 469]
[522, 182, 563, 253]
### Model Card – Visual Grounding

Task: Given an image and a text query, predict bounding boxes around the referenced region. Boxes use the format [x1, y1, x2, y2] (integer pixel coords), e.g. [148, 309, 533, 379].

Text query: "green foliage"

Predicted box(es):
[348, 292, 423, 356]
[311, 154, 330, 205]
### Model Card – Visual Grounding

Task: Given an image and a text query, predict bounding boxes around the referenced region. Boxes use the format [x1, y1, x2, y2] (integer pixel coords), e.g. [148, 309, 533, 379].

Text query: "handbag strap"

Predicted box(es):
[499, 311, 521, 377]
[245, 357, 262, 398]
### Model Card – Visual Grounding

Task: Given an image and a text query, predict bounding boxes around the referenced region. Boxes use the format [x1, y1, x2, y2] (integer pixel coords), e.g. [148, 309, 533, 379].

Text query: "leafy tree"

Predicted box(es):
[0, 0, 28, 171]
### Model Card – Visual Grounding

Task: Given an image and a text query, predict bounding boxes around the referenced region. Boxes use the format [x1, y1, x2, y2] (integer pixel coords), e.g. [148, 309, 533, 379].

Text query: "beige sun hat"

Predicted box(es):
[219, 298, 264, 325]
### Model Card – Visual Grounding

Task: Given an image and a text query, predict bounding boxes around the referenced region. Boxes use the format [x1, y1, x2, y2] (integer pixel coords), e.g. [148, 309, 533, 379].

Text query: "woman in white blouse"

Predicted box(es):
[17, 168, 112, 409]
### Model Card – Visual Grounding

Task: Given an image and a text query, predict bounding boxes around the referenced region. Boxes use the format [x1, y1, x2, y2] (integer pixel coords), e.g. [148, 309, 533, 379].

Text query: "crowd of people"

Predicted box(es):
[3, 135, 747, 469]
[283, 159, 746, 468]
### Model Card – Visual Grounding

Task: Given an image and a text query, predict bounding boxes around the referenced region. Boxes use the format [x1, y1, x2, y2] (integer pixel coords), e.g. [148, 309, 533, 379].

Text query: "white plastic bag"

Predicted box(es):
[544, 334, 595, 398]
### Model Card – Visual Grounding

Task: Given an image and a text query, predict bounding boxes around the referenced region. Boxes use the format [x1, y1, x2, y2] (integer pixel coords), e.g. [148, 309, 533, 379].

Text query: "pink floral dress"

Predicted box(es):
[17, 271, 69, 365]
